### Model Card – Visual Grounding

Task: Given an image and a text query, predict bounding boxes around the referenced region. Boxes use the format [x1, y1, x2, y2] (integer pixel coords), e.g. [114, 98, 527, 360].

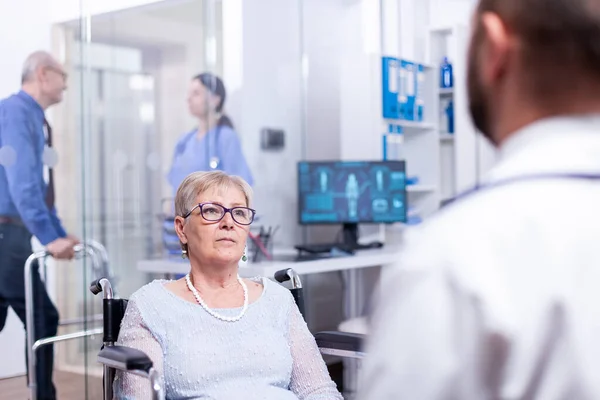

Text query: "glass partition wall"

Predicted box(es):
[42, 0, 398, 397]
[48, 0, 307, 398]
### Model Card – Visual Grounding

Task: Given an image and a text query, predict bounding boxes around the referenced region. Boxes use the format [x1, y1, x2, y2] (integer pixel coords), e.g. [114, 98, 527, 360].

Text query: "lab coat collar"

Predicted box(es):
[485, 114, 600, 183]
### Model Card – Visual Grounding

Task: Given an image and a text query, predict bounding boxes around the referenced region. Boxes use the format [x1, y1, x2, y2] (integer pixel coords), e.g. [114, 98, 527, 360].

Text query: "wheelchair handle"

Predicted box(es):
[274, 269, 305, 317]
[274, 268, 302, 289]
[90, 277, 114, 300]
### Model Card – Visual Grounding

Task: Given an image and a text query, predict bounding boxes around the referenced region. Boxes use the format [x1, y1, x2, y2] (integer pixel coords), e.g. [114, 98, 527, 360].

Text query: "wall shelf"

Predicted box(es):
[407, 185, 436, 193]
[426, 24, 482, 212]
[384, 120, 436, 131]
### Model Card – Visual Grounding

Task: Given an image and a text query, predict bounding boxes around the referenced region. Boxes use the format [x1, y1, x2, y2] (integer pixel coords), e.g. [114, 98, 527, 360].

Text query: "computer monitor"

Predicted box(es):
[297, 160, 407, 248]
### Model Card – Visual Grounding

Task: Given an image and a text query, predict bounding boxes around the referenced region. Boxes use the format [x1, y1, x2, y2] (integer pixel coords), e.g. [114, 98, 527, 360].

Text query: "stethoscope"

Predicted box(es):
[175, 125, 222, 171]
[207, 124, 222, 170]
[209, 156, 220, 170]
[445, 172, 600, 207]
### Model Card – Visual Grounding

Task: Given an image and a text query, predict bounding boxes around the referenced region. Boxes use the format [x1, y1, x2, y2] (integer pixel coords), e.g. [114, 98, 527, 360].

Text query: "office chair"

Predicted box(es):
[91, 269, 364, 400]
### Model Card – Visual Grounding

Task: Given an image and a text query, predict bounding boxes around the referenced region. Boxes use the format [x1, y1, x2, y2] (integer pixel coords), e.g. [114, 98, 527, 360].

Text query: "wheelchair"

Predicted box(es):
[90, 268, 365, 400]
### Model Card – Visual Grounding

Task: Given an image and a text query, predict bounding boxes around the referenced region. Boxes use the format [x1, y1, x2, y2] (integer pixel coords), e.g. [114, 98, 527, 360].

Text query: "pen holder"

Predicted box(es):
[247, 231, 274, 263]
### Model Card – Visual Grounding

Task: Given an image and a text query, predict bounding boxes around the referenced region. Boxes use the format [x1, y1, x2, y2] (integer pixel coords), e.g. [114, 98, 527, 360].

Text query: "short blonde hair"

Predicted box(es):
[174, 171, 253, 218]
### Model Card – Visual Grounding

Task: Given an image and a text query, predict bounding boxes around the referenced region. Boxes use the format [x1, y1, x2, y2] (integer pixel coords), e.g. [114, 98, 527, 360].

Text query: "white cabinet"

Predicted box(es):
[427, 25, 498, 204]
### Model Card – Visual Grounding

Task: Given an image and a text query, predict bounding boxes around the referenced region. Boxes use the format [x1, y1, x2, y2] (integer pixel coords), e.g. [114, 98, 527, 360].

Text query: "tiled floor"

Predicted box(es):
[0, 371, 103, 400]
[0, 365, 352, 399]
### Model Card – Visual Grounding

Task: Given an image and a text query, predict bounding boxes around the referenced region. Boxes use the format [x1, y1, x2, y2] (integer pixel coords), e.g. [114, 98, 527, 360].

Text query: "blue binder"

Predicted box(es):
[416, 64, 426, 122]
[381, 57, 400, 119]
[401, 59, 416, 121]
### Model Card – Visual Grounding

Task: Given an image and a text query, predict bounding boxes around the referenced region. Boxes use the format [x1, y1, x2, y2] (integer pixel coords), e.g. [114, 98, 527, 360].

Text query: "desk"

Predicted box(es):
[138, 246, 400, 277]
[138, 246, 400, 327]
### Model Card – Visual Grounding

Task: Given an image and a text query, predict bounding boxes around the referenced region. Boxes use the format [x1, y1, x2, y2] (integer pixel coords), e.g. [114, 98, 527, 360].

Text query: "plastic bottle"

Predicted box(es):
[446, 100, 454, 134]
[440, 57, 453, 88]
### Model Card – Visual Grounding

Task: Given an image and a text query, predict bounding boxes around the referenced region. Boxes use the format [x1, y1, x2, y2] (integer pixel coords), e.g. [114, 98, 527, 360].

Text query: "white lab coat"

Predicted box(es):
[359, 115, 600, 400]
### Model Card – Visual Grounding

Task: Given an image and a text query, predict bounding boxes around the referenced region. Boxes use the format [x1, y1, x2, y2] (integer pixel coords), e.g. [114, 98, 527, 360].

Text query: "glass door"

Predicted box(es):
[50, 0, 309, 398]
[50, 7, 162, 398]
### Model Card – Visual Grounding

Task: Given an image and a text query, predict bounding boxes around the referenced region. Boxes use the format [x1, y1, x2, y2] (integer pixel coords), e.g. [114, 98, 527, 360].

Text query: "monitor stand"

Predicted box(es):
[341, 223, 384, 250]
[341, 223, 360, 248]
[294, 223, 384, 256]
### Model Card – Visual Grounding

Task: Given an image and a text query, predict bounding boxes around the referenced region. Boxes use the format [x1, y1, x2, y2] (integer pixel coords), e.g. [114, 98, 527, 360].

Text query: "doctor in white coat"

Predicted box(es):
[359, 0, 600, 399]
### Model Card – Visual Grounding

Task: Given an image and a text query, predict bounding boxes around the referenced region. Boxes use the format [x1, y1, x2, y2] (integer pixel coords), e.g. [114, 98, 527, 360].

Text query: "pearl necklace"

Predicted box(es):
[184, 274, 248, 322]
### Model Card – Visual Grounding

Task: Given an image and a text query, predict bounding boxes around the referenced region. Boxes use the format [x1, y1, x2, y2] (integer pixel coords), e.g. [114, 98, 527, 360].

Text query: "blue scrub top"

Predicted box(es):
[167, 125, 254, 195]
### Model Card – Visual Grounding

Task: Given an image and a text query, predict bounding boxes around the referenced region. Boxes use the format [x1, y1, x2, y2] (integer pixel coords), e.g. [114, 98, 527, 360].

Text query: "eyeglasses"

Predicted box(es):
[45, 66, 67, 80]
[184, 202, 256, 225]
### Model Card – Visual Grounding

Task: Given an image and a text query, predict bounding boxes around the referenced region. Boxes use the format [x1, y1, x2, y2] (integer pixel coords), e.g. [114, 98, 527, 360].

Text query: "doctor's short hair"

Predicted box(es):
[175, 171, 253, 218]
[475, 0, 600, 98]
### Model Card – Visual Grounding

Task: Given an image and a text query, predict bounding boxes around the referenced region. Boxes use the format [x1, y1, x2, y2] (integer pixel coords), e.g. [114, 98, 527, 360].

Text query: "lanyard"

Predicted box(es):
[446, 172, 600, 207]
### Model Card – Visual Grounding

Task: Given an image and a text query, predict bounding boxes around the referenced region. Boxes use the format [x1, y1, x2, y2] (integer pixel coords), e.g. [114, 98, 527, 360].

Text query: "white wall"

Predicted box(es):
[339, 0, 382, 162]
[303, 0, 343, 162]
[0, 0, 52, 379]
[0, 0, 51, 95]
[381, 0, 430, 62]
[428, 0, 498, 186]
[429, 0, 476, 28]
[222, 0, 304, 248]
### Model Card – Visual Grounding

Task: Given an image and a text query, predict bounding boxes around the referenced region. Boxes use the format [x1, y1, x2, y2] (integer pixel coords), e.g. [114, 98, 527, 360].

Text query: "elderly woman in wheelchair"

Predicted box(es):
[113, 171, 343, 399]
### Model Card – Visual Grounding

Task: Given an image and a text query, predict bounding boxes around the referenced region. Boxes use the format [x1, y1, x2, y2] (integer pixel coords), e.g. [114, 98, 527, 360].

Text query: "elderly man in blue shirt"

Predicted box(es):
[0, 51, 80, 400]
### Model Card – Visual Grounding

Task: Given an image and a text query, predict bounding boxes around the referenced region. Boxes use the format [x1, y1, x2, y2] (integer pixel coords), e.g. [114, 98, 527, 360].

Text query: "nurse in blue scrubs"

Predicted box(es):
[167, 73, 253, 194]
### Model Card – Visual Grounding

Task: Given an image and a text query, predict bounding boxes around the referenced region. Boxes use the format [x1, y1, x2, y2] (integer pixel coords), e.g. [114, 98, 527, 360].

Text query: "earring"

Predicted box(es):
[181, 246, 188, 259]
[241, 246, 247, 262]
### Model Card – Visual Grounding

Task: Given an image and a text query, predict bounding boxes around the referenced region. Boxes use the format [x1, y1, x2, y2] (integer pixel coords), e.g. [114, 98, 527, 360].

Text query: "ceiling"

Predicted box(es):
[66, 0, 207, 50]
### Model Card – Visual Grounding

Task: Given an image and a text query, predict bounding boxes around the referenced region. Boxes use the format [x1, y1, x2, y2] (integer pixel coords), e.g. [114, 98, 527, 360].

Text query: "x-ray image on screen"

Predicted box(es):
[320, 171, 328, 193]
[346, 173, 359, 218]
[297, 161, 407, 224]
[376, 170, 384, 191]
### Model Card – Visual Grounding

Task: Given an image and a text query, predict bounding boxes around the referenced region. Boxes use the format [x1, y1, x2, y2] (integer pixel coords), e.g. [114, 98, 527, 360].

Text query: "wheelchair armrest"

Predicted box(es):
[98, 345, 153, 372]
[315, 331, 365, 358]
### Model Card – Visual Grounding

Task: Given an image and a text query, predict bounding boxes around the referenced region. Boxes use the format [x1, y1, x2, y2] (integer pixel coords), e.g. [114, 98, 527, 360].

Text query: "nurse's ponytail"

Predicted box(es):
[217, 114, 234, 129]
[194, 72, 235, 129]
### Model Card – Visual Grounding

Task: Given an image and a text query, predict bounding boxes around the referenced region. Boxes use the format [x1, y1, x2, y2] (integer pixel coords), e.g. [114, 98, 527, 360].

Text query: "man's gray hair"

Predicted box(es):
[174, 171, 253, 218]
[21, 51, 57, 84]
